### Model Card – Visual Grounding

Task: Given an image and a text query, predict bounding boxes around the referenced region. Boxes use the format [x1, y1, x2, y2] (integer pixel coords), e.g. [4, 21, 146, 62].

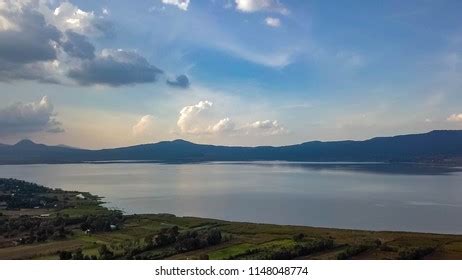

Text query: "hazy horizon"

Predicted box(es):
[1, 0, 462, 149]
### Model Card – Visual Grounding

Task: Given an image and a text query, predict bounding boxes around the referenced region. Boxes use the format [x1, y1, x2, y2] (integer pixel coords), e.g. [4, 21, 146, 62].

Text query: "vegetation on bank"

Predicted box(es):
[1, 178, 462, 260]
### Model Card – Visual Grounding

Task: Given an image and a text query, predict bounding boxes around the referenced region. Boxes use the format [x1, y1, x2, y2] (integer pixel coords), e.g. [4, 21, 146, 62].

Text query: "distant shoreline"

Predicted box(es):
[0, 159, 461, 167]
[2, 130, 462, 165]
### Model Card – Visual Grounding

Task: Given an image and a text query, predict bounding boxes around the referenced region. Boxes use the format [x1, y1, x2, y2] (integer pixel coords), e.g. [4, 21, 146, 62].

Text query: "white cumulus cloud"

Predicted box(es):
[47, 1, 112, 37]
[265, 17, 280, 27]
[209, 117, 236, 133]
[235, 0, 289, 14]
[176, 101, 287, 136]
[245, 120, 286, 135]
[177, 100, 213, 134]
[133, 115, 155, 136]
[0, 96, 64, 135]
[447, 113, 462, 122]
[162, 0, 190, 11]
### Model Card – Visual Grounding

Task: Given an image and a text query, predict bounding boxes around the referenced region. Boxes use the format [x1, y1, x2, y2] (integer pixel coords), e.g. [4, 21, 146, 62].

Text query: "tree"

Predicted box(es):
[72, 249, 84, 260]
[293, 233, 305, 242]
[206, 229, 222, 246]
[58, 250, 73, 260]
[144, 235, 154, 249]
[98, 244, 114, 260]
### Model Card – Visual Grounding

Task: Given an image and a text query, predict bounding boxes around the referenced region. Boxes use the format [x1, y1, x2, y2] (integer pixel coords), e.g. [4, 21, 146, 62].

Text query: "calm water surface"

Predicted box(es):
[0, 162, 461, 234]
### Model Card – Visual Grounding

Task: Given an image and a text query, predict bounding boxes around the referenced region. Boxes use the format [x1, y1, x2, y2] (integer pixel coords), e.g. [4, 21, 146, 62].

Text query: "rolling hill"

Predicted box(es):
[1, 130, 462, 164]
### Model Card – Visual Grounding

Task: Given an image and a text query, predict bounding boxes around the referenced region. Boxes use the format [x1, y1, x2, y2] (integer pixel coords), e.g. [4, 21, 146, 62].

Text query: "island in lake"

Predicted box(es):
[1, 178, 462, 260]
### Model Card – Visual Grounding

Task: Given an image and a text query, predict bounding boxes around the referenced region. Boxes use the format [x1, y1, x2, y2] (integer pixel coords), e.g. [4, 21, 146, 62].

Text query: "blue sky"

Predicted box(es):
[0, 0, 462, 148]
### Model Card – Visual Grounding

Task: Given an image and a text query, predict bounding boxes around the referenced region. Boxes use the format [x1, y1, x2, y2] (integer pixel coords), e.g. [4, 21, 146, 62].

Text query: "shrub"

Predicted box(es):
[98, 244, 114, 260]
[206, 229, 222, 246]
[398, 247, 435, 260]
[336, 244, 372, 260]
[293, 233, 305, 242]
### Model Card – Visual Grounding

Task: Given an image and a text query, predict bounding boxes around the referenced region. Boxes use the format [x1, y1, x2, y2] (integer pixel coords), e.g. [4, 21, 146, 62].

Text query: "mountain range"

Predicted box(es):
[1, 130, 462, 164]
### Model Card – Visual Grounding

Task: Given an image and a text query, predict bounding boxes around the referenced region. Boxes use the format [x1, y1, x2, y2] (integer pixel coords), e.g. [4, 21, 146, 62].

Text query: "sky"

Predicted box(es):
[0, 0, 462, 149]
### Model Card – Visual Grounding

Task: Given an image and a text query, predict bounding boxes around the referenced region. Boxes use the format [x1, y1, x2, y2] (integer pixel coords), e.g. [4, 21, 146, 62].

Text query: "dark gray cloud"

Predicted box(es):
[0, 8, 61, 65]
[0, 1, 187, 88]
[0, 96, 64, 135]
[0, 61, 60, 83]
[0, 2, 102, 84]
[62, 31, 95, 60]
[0, 5, 62, 82]
[167, 74, 190, 88]
[46, 120, 65, 133]
[67, 49, 163, 86]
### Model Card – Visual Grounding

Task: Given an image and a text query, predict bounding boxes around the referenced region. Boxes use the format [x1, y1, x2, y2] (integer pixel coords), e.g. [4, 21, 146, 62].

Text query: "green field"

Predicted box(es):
[3, 213, 462, 260]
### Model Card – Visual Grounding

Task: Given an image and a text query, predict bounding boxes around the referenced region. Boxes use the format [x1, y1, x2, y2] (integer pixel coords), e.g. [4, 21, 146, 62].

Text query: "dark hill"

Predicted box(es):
[1, 130, 462, 164]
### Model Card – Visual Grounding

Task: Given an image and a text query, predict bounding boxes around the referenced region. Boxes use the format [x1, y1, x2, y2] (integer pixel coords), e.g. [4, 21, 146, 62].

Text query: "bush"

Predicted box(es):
[80, 212, 123, 233]
[336, 244, 372, 260]
[232, 238, 335, 260]
[58, 250, 73, 260]
[293, 233, 305, 242]
[379, 244, 397, 252]
[398, 247, 435, 260]
[98, 244, 114, 260]
[72, 249, 84, 260]
[206, 229, 222, 246]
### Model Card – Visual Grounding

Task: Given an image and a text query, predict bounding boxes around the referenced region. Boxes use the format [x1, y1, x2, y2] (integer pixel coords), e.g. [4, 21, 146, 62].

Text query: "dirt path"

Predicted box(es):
[0, 239, 85, 260]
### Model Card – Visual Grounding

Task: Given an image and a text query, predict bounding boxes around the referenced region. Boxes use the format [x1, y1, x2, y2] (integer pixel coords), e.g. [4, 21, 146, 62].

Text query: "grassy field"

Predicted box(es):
[2, 213, 462, 260]
[1, 178, 462, 260]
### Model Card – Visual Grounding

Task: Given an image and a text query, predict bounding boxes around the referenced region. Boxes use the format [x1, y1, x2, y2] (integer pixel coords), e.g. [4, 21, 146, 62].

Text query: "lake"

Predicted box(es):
[0, 162, 461, 234]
